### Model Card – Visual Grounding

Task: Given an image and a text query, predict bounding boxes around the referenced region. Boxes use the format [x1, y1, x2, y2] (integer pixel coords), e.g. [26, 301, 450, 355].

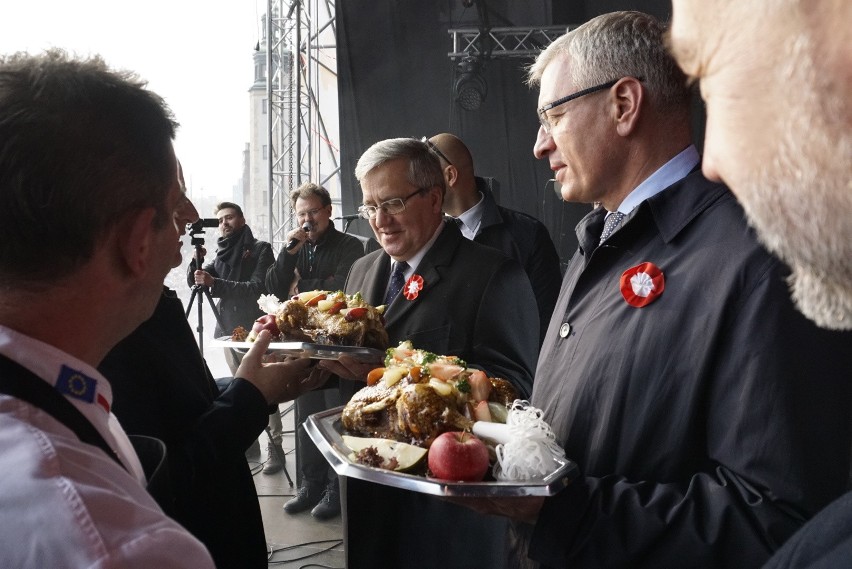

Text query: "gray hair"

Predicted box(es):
[528, 11, 690, 111]
[354, 137, 446, 197]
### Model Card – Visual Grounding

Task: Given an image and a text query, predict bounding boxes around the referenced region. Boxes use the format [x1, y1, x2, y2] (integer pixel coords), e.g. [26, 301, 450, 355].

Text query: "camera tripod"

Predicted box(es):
[185, 239, 225, 354]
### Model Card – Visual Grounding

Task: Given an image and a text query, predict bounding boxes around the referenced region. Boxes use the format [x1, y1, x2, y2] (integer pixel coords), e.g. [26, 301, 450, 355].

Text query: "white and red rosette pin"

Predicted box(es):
[619, 262, 665, 307]
[403, 274, 424, 300]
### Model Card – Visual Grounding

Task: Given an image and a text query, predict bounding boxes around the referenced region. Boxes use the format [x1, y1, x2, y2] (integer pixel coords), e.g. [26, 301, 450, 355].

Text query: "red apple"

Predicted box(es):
[248, 314, 281, 341]
[427, 431, 490, 482]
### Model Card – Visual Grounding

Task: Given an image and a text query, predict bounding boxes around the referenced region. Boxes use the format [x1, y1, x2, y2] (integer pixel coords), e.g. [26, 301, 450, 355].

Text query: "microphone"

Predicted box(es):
[334, 214, 361, 221]
[285, 223, 312, 251]
[546, 178, 563, 199]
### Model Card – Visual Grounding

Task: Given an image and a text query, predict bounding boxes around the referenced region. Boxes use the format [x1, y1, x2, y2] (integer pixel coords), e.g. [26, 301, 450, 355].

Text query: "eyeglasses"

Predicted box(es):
[358, 187, 426, 220]
[537, 78, 621, 133]
[296, 207, 326, 219]
[420, 137, 454, 167]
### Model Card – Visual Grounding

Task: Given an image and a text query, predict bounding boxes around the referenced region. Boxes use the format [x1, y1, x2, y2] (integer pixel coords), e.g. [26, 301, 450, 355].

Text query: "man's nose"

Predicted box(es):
[533, 126, 554, 159]
[373, 208, 392, 225]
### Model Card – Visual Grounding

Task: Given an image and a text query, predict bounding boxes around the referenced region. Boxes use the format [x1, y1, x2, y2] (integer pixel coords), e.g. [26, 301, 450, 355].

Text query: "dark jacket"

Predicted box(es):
[473, 177, 562, 345]
[99, 288, 271, 569]
[340, 221, 539, 569]
[186, 225, 274, 337]
[762, 490, 852, 569]
[526, 171, 852, 568]
[343, 220, 538, 398]
[265, 224, 365, 298]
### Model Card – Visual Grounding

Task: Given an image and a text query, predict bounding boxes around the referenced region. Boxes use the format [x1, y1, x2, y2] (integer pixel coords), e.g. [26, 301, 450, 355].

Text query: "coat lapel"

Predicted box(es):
[383, 222, 459, 327]
[359, 253, 392, 308]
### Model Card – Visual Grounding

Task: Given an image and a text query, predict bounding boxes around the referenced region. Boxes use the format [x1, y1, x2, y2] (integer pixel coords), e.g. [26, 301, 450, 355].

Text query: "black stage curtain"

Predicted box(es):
[337, 0, 678, 267]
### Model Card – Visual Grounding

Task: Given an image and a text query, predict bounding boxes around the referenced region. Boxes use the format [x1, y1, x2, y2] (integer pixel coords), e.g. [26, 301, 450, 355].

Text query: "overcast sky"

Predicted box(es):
[0, 0, 264, 202]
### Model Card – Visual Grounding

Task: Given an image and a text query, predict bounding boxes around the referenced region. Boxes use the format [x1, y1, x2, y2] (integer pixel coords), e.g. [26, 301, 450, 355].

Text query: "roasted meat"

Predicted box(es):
[273, 290, 388, 349]
[341, 341, 518, 448]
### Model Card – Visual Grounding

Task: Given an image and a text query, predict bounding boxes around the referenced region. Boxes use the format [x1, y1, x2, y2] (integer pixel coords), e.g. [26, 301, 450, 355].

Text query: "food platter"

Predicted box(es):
[306, 406, 578, 497]
[209, 338, 384, 362]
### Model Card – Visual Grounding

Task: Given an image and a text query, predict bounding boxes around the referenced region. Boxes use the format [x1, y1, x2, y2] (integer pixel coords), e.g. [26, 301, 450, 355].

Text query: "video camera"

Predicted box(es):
[187, 218, 218, 248]
[188, 218, 219, 235]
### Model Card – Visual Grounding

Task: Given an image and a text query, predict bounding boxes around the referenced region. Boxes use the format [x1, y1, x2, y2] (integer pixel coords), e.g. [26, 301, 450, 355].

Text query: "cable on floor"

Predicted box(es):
[266, 538, 343, 567]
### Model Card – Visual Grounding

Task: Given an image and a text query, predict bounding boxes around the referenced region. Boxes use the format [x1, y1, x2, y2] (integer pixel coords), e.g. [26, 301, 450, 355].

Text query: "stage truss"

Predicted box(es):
[265, 0, 339, 252]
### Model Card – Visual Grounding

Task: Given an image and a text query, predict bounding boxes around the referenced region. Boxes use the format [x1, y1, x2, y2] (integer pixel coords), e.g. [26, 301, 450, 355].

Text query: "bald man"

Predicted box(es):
[428, 133, 561, 345]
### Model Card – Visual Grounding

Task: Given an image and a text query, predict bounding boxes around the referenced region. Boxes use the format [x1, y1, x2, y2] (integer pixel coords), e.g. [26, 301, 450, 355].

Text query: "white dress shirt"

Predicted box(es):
[452, 191, 485, 240]
[0, 324, 214, 568]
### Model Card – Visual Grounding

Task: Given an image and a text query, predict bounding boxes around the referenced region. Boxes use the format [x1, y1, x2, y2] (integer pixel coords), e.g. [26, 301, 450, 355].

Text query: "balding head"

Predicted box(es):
[428, 133, 479, 216]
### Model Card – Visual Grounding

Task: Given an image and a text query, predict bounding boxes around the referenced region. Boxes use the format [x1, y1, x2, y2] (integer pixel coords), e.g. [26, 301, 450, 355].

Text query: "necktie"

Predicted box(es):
[599, 211, 625, 245]
[384, 261, 409, 307]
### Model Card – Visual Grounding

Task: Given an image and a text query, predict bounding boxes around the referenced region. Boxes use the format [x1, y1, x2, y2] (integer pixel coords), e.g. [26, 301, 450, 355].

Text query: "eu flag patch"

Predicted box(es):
[55, 365, 97, 403]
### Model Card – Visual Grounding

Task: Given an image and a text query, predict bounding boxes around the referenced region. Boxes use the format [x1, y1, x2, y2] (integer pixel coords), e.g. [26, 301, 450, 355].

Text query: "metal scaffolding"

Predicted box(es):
[448, 26, 570, 60]
[265, 0, 339, 252]
[261, 1, 565, 249]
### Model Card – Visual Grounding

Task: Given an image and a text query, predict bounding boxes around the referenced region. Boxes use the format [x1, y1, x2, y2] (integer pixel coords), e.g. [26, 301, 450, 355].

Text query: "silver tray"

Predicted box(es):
[209, 338, 384, 362]
[306, 406, 577, 497]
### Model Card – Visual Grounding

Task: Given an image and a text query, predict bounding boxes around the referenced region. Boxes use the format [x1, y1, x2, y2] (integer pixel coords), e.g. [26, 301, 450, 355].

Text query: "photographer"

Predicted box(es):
[187, 202, 274, 374]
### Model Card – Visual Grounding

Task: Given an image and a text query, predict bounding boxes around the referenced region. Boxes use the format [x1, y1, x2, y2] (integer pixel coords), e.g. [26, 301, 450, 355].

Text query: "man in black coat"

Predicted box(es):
[265, 182, 368, 515]
[455, 11, 852, 568]
[187, 201, 274, 374]
[429, 132, 562, 346]
[101, 167, 326, 568]
[322, 137, 540, 569]
[100, 287, 271, 569]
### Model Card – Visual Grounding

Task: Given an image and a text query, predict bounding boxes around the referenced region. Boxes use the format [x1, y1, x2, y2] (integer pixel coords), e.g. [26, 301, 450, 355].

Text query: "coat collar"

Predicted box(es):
[574, 168, 730, 256]
[475, 176, 506, 233]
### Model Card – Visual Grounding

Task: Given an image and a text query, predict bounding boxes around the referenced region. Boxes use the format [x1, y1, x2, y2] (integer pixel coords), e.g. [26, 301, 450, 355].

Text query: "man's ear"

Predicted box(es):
[613, 77, 644, 137]
[444, 165, 458, 187]
[116, 207, 158, 277]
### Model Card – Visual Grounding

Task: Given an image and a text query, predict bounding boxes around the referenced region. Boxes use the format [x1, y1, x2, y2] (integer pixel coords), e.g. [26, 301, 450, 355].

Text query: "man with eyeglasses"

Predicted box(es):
[448, 11, 851, 568]
[264, 182, 368, 516]
[427, 132, 562, 347]
[320, 137, 539, 569]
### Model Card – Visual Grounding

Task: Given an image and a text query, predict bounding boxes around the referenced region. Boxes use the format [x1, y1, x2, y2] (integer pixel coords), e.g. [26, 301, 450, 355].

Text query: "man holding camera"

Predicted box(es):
[187, 202, 274, 374]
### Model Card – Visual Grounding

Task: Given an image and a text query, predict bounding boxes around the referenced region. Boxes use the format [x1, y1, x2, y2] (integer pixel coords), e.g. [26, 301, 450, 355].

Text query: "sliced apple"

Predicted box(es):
[382, 366, 409, 387]
[428, 377, 453, 397]
[342, 435, 427, 472]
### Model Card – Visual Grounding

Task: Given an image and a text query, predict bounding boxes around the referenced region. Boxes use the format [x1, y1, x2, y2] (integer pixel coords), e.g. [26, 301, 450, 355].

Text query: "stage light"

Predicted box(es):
[454, 56, 487, 111]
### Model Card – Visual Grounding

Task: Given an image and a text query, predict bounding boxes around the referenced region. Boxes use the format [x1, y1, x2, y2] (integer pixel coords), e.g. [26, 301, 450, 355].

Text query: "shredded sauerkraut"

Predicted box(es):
[494, 400, 565, 481]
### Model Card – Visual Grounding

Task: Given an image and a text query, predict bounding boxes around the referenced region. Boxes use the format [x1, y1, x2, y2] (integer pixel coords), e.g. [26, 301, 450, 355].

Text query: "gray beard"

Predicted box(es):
[737, 40, 852, 330]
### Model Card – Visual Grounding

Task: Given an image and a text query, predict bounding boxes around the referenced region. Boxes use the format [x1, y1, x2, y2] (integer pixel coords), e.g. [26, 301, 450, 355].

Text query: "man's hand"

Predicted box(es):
[285, 226, 309, 254]
[193, 269, 213, 287]
[236, 330, 328, 403]
[318, 353, 383, 382]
